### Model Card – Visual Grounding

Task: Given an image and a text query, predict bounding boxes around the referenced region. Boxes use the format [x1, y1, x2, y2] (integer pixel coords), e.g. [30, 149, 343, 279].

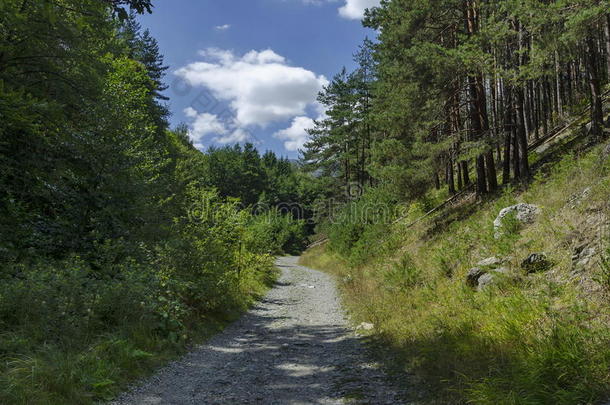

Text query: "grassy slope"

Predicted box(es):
[301, 134, 610, 404]
[0, 264, 278, 405]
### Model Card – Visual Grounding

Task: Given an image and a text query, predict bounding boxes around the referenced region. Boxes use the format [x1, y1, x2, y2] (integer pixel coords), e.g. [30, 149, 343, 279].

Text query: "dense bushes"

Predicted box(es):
[0, 2, 299, 403]
[245, 209, 308, 255]
[0, 185, 277, 403]
[321, 188, 400, 265]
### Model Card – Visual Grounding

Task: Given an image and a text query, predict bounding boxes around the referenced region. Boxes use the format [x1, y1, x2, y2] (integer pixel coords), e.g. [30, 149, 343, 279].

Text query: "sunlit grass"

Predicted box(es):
[301, 142, 610, 404]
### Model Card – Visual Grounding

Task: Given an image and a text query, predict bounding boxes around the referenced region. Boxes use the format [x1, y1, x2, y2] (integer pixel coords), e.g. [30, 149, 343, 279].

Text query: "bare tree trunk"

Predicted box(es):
[515, 87, 530, 178]
[512, 107, 521, 180]
[502, 86, 513, 184]
[585, 34, 604, 138]
[461, 161, 470, 187]
[457, 159, 463, 190]
[605, 14, 610, 80]
[447, 155, 456, 194]
[464, 0, 490, 195]
[554, 50, 563, 117]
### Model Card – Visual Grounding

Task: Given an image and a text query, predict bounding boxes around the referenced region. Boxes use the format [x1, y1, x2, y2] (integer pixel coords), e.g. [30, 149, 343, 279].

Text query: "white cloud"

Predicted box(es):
[176, 48, 328, 128]
[338, 0, 379, 19]
[274, 116, 316, 152]
[183, 107, 228, 143]
[215, 24, 231, 31]
[215, 128, 251, 144]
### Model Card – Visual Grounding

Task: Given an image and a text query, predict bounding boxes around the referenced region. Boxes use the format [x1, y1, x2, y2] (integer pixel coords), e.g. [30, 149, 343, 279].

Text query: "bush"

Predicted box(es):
[244, 208, 308, 255]
[0, 188, 276, 404]
[326, 188, 397, 265]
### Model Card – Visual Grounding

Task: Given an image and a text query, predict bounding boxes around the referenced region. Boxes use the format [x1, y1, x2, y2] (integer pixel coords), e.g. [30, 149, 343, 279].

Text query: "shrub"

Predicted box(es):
[245, 208, 308, 255]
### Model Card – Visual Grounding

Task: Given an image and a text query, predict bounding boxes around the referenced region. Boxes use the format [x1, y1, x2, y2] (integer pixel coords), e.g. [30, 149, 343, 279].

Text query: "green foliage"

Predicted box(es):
[326, 187, 396, 265]
[0, 2, 284, 403]
[245, 209, 308, 255]
[383, 253, 422, 291]
[304, 142, 610, 404]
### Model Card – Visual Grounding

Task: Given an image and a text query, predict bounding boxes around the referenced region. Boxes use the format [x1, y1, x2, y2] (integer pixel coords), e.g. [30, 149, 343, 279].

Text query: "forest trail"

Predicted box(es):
[110, 256, 405, 404]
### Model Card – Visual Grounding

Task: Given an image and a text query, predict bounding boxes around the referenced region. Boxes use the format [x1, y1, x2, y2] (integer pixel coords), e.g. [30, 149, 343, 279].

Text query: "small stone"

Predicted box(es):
[493, 203, 540, 238]
[492, 267, 511, 275]
[572, 244, 597, 273]
[466, 267, 486, 287]
[521, 253, 552, 273]
[477, 257, 503, 268]
[476, 268, 511, 291]
[356, 322, 374, 331]
[477, 273, 495, 291]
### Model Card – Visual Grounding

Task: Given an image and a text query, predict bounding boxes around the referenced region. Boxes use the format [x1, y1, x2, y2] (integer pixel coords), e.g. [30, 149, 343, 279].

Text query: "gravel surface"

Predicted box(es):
[109, 256, 407, 404]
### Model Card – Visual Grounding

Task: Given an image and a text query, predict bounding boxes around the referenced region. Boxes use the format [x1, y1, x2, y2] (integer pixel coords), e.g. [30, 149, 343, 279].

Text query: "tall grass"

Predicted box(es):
[0, 250, 276, 404]
[301, 143, 610, 404]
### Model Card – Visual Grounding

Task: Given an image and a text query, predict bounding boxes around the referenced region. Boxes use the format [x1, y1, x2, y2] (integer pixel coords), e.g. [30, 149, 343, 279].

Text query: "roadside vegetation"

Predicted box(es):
[3, 0, 610, 403]
[302, 120, 610, 404]
[0, 1, 308, 403]
[300, 0, 610, 403]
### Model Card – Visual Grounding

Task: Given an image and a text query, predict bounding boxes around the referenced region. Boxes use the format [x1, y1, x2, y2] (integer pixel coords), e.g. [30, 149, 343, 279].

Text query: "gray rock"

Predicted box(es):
[476, 268, 511, 291]
[572, 244, 597, 273]
[477, 273, 495, 291]
[477, 257, 503, 268]
[466, 267, 486, 287]
[493, 203, 540, 239]
[521, 253, 552, 273]
[356, 322, 374, 331]
[567, 187, 592, 209]
[492, 267, 511, 275]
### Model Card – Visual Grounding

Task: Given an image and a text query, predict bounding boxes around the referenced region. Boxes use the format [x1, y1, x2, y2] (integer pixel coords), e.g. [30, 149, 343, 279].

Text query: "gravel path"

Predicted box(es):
[110, 256, 406, 404]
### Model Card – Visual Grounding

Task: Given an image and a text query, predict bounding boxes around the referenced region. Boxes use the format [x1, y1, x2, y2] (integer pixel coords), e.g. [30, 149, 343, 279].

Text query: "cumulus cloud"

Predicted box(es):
[176, 48, 328, 128]
[183, 106, 256, 146]
[273, 116, 315, 152]
[338, 0, 379, 19]
[216, 128, 251, 144]
[215, 24, 231, 31]
[183, 107, 228, 141]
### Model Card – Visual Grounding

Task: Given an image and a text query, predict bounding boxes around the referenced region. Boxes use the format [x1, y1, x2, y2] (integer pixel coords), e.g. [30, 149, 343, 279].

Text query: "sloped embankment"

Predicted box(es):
[301, 140, 610, 404]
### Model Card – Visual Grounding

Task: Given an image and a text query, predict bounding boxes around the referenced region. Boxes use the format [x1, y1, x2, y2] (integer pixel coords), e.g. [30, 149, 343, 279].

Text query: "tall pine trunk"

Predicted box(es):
[464, 0, 496, 195]
[502, 86, 513, 184]
[605, 15, 610, 80]
[585, 34, 604, 138]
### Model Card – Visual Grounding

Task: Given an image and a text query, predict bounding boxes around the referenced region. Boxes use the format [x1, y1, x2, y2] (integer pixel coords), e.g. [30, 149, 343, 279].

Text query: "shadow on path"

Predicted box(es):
[110, 256, 406, 405]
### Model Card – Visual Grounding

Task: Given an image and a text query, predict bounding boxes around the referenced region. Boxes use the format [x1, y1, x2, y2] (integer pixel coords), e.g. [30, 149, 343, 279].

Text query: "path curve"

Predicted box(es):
[110, 256, 405, 404]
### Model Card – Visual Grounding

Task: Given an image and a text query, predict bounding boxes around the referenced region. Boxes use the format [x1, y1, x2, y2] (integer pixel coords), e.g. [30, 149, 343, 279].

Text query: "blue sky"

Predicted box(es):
[138, 0, 379, 158]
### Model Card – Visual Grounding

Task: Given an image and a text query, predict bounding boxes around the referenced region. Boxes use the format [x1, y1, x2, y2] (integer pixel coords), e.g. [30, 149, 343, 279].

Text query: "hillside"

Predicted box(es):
[302, 119, 610, 403]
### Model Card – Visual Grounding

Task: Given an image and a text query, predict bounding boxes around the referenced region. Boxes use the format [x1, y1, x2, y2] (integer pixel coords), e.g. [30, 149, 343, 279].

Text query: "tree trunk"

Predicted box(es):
[605, 15, 610, 80]
[585, 34, 604, 138]
[515, 86, 530, 178]
[512, 108, 521, 180]
[502, 86, 513, 184]
[461, 161, 470, 187]
[464, 0, 493, 195]
[485, 150, 497, 192]
[554, 50, 563, 117]
[457, 159, 463, 190]
[447, 155, 456, 194]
